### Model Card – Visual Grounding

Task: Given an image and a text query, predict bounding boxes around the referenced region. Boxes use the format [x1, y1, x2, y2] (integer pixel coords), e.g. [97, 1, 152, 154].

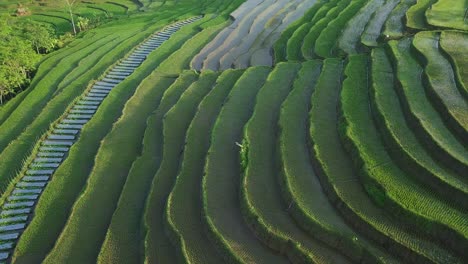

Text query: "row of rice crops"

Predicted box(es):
[1, 0, 466, 262]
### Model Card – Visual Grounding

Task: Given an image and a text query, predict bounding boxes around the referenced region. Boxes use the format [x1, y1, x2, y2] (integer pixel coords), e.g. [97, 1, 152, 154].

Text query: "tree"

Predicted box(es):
[0, 16, 41, 104]
[77, 16, 90, 31]
[64, 0, 77, 35]
[21, 21, 57, 54]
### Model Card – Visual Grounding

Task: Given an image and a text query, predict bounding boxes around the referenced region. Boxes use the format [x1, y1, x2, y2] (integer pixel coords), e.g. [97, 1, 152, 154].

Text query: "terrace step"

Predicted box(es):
[148, 37, 166, 42]
[87, 92, 108, 98]
[82, 96, 104, 102]
[34, 157, 63, 163]
[110, 68, 133, 74]
[42, 140, 74, 146]
[0, 209, 31, 217]
[39, 146, 69, 152]
[120, 62, 140, 68]
[156, 33, 170, 37]
[118, 63, 139, 68]
[77, 100, 100, 106]
[153, 37, 169, 42]
[120, 59, 141, 64]
[136, 48, 153, 52]
[124, 58, 143, 63]
[12, 189, 42, 195]
[0, 224, 25, 232]
[23, 176, 50, 182]
[92, 85, 113, 91]
[69, 109, 95, 115]
[56, 124, 83, 130]
[144, 41, 163, 45]
[0, 216, 28, 224]
[0, 233, 19, 241]
[8, 195, 38, 201]
[101, 78, 122, 84]
[26, 170, 53, 175]
[140, 44, 159, 49]
[105, 74, 127, 80]
[132, 51, 150, 56]
[53, 129, 79, 135]
[48, 134, 75, 140]
[95, 81, 115, 88]
[73, 105, 98, 110]
[148, 40, 165, 44]
[128, 55, 146, 60]
[86, 93, 106, 98]
[17, 182, 47, 188]
[67, 114, 92, 119]
[61, 119, 88, 125]
[29, 163, 60, 168]
[36, 151, 64, 157]
[0, 243, 13, 251]
[154, 37, 169, 41]
[145, 38, 165, 43]
[109, 70, 132, 76]
[113, 66, 136, 71]
[0, 252, 9, 260]
[3, 202, 34, 209]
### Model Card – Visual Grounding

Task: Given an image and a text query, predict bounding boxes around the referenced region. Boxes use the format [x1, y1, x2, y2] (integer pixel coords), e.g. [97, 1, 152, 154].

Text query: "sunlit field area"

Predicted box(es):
[0, 0, 466, 263]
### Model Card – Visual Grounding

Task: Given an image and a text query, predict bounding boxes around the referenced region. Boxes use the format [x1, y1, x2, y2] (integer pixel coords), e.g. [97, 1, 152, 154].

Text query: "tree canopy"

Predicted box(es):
[0, 15, 57, 104]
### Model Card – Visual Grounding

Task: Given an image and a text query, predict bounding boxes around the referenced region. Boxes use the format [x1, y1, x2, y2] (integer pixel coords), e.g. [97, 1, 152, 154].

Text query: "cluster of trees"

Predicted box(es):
[0, 15, 58, 104]
[0, 0, 116, 104]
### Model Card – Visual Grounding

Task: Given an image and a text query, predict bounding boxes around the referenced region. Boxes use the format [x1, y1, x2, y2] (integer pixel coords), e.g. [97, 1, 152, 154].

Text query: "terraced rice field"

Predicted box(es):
[0, 0, 466, 263]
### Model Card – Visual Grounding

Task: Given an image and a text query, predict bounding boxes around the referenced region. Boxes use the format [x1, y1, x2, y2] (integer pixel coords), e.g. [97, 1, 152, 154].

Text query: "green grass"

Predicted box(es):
[340, 54, 468, 259]
[309, 58, 458, 263]
[371, 47, 468, 211]
[0, 10, 186, 182]
[96, 71, 198, 264]
[241, 62, 347, 263]
[284, 0, 338, 61]
[406, 0, 437, 29]
[0, 32, 140, 198]
[383, 0, 417, 38]
[387, 39, 468, 175]
[202, 67, 285, 263]
[361, 0, 400, 47]
[314, 0, 366, 58]
[426, 0, 468, 30]
[107, 2, 130, 13]
[165, 69, 243, 264]
[143, 71, 219, 264]
[286, 23, 312, 61]
[278, 59, 391, 263]
[0, 37, 87, 126]
[338, 0, 383, 54]
[412, 31, 468, 144]
[42, 71, 176, 264]
[301, 0, 348, 60]
[75, 6, 107, 17]
[0, 11, 206, 195]
[28, 14, 73, 34]
[273, 1, 325, 63]
[0, 33, 115, 154]
[92, 3, 128, 15]
[439, 31, 468, 99]
[157, 18, 229, 75]
[53, 35, 122, 95]
[11, 15, 201, 263]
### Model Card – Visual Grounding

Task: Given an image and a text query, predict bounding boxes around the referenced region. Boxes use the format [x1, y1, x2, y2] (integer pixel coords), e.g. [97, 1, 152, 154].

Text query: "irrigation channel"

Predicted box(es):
[0, 16, 202, 263]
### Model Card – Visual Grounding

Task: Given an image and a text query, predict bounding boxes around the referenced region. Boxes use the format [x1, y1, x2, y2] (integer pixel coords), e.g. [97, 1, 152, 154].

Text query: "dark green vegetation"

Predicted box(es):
[0, 0, 466, 263]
